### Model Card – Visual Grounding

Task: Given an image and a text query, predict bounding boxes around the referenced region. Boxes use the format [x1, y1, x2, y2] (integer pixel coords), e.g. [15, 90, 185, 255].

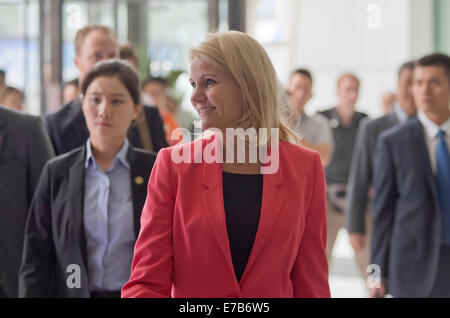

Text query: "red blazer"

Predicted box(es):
[122, 136, 330, 298]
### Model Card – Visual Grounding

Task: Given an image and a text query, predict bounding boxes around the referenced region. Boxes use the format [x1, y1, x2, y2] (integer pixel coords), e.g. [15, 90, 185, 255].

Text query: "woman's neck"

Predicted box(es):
[90, 137, 126, 171]
[221, 134, 262, 175]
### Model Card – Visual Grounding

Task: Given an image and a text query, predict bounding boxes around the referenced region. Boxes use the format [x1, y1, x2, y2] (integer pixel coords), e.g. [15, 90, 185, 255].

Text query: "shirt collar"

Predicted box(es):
[418, 110, 450, 140]
[393, 103, 409, 124]
[85, 138, 130, 170]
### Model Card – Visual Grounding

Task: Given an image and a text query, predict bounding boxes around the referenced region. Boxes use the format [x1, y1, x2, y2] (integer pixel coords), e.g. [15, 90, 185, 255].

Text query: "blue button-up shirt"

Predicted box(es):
[83, 138, 135, 292]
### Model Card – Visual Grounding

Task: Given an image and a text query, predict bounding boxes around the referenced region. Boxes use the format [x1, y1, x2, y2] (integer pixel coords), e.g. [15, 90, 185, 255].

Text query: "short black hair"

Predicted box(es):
[415, 53, 450, 82]
[142, 76, 169, 89]
[398, 61, 415, 78]
[290, 68, 313, 83]
[0, 70, 5, 78]
[80, 59, 141, 105]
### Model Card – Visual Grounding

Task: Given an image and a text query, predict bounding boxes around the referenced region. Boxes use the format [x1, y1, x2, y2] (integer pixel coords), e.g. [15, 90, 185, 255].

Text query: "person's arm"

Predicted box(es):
[346, 119, 371, 252]
[27, 116, 55, 200]
[18, 163, 56, 297]
[291, 153, 330, 298]
[121, 148, 175, 298]
[370, 135, 398, 298]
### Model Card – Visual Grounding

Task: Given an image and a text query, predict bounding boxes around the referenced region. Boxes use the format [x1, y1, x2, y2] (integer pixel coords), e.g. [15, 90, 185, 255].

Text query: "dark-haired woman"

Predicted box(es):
[18, 60, 157, 298]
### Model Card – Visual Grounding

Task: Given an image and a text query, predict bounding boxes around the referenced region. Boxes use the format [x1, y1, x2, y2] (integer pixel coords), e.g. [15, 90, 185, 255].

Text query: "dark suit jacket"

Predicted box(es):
[346, 111, 400, 234]
[44, 99, 168, 156]
[18, 145, 156, 298]
[371, 118, 442, 297]
[0, 105, 54, 297]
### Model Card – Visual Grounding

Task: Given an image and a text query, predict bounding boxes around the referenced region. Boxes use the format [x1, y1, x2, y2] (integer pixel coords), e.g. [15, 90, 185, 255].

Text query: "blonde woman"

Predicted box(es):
[122, 31, 330, 298]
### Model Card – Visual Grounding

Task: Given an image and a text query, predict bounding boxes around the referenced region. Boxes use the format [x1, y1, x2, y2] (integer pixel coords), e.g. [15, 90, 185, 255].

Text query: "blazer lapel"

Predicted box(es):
[199, 136, 286, 285]
[240, 144, 284, 284]
[67, 147, 88, 272]
[127, 148, 150, 238]
[410, 118, 439, 203]
[200, 159, 236, 276]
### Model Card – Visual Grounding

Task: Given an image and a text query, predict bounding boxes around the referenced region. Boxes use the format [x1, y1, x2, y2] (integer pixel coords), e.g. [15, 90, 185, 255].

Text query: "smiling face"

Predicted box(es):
[82, 76, 140, 146]
[189, 56, 244, 132]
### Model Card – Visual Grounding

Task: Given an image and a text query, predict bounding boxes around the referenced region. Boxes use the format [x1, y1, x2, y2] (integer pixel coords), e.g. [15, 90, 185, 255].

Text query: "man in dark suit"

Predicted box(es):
[0, 105, 54, 297]
[345, 61, 416, 278]
[371, 53, 450, 298]
[45, 25, 167, 155]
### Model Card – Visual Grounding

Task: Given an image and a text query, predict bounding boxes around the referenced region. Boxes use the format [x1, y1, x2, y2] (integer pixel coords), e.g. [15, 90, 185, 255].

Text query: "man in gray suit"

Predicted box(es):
[370, 53, 450, 297]
[345, 61, 416, 278]
[0, 105, 54, 297]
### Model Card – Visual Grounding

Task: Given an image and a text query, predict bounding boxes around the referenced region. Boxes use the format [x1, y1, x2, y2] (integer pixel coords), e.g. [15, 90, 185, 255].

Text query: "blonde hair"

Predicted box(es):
[337, 72, 360, 89]
[190, 31, 297, 144]
[75, 24, 116, 56]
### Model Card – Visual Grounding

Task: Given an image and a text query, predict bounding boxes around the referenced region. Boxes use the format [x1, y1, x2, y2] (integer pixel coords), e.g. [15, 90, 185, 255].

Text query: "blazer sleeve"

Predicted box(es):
[291, 153, 331, 298]
[27, 116, 55, 200]
[121, 148, 175, 298]
[18, 163, 56, 297]
[371, 134, 397, 280]
[346, 118, 372, 234]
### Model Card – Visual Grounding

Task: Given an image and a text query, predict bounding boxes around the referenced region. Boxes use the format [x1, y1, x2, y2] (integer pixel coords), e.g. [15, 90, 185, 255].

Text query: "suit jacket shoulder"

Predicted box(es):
[378, 117, 421, 146]
[128, 147, 157, 170]
[45, 99, 82, 129]
[45, 147, 85, 176]
[44, 99, 88, 155]
[317, 107, 335, 119]
[365, 112, 397, 136]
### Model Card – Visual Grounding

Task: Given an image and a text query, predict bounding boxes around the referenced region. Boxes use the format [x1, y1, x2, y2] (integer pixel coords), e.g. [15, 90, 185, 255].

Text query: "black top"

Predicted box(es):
[222, 171, 263, 282]
[319, 107, 368, 184]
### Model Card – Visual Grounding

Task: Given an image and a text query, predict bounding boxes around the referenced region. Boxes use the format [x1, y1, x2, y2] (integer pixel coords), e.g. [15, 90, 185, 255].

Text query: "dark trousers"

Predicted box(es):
[429, 244, 450, 298]
[90, 290, 122, 298]
[0, 274, 7, 298]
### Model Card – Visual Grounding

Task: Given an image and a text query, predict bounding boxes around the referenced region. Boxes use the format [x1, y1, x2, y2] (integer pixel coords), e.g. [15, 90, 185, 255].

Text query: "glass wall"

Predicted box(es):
[0, 0, 40, 114]
[0, 0, 229, 115]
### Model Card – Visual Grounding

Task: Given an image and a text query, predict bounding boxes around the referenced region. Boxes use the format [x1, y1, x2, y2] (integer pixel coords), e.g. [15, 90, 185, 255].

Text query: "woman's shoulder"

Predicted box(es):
[37, 147, 85, 187]
[158, 138, 205, 162]
[130, 147, 157, 167]
[46, 147, 85, 170]
[280, 140, 319, 160]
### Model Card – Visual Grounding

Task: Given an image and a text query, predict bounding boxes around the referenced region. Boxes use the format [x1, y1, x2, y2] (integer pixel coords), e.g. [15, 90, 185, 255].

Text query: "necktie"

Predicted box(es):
[436, 130, 450, 245]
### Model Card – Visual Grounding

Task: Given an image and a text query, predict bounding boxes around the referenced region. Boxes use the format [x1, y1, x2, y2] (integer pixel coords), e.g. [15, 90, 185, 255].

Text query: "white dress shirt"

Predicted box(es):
[83, 138, 135, 292]
[418, 110, 450, 174]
